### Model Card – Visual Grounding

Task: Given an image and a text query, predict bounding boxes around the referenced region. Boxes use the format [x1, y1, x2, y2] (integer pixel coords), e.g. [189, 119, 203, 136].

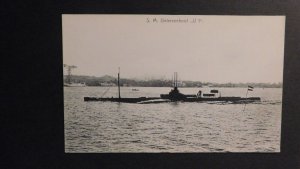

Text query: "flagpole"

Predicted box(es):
[118, 67, 121, 101]
[243, 88, 249, 111]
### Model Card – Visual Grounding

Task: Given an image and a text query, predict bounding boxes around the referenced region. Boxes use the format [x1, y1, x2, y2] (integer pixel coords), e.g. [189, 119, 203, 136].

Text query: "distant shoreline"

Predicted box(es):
[63, 75, 282, 88]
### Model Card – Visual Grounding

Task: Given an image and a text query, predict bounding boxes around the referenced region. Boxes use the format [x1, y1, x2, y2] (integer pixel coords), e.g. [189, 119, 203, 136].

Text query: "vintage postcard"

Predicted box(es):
[62, 15, 285, 152]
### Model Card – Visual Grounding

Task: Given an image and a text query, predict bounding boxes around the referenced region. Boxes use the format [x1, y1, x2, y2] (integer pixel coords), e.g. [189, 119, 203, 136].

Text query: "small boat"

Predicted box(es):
[132, 88, 139, 91]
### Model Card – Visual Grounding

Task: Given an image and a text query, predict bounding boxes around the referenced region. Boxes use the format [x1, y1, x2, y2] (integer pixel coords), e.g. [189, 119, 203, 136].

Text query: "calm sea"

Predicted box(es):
[64, 87, 282, 152]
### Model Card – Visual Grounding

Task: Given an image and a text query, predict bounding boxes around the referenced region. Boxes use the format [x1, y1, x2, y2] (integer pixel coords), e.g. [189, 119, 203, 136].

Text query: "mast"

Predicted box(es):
[176, 72, 178, 87]
[175, 72, 178, 88]
[173, 73, 175, 87]
[118, 67, 121, 99]
[174, 72, 176, 88]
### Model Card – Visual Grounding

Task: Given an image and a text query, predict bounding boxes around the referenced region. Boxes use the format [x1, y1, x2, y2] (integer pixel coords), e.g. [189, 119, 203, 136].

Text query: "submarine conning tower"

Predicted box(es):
[168, 86, 186, 101]
[160, 72, 186, 101]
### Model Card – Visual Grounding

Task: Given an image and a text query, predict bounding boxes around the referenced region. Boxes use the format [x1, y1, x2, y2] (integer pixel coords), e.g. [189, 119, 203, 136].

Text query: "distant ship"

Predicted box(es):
[64, 82, 86, 87]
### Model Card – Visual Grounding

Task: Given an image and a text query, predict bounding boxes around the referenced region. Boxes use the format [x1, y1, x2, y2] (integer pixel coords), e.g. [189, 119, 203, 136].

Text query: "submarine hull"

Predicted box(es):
[84, 96, 260, 103]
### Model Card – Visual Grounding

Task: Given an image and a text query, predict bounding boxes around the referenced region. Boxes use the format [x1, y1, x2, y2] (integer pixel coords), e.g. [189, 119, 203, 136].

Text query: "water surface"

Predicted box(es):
[64, 87, 282, 152]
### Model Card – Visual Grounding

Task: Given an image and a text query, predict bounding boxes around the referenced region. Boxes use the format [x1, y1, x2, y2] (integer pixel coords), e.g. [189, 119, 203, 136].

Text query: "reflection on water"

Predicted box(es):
[64, 87, 282, 152]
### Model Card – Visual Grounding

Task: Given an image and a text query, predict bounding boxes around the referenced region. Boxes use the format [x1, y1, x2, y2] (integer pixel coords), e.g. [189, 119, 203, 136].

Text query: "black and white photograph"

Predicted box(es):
[63, 15, 285, 152]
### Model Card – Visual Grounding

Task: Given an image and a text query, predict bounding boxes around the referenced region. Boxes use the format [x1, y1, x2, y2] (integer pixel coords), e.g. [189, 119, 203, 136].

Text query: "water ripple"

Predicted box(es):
[64, 87, 282, 152]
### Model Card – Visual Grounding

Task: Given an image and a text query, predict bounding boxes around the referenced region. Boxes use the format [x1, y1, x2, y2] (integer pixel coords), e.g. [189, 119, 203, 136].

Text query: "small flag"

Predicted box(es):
[248, 86, 254, 91]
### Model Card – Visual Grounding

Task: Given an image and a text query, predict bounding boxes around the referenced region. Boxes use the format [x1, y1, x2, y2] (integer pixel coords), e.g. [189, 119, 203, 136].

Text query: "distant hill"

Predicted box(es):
[101, 75, 116, 82]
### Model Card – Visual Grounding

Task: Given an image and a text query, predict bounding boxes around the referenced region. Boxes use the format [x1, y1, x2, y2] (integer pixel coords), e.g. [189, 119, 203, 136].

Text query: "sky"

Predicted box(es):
[62, 15, 285, 83]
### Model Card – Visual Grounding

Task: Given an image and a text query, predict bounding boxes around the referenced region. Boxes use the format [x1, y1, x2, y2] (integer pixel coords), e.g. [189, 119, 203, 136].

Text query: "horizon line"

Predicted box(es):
[65, 74, 283, 84]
